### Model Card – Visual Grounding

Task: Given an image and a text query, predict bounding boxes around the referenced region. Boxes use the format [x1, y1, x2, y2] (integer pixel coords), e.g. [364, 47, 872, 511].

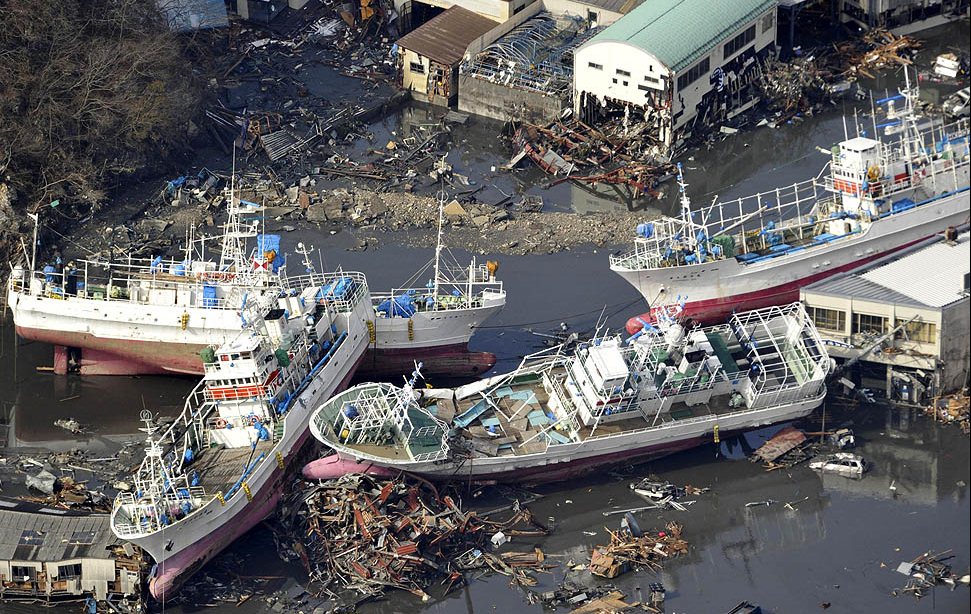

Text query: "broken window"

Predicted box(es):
[69, 530, 97, 545]
[853, 313, 887, 335]
[11, 566, 35, 581]
[894, 319, 936, 344]
[58, 563, 82, 578]
[19, 529, 44, 546]
[409, 61, 425, 74]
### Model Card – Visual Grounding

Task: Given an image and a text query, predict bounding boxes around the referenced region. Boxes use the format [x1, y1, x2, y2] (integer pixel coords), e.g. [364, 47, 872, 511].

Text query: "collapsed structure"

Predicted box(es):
[573, 0, 778, 153]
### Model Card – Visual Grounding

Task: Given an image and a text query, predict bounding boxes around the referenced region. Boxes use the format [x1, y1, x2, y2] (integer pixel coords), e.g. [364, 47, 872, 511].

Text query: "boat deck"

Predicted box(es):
[195, 442, 274, 495]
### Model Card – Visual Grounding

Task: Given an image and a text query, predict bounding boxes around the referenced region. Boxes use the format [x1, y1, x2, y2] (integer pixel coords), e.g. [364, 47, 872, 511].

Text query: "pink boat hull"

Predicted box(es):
[624, 238, 927, 334]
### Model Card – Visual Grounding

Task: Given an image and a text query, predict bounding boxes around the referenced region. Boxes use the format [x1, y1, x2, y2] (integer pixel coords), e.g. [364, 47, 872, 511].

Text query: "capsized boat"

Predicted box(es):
[110, 270, 371, 601]
[611, 73, 970, 332]
[307, 302, 833, 482]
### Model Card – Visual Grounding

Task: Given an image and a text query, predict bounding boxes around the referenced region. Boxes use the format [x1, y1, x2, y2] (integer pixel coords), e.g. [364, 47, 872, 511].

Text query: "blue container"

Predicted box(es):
[202, 284, 217, 308]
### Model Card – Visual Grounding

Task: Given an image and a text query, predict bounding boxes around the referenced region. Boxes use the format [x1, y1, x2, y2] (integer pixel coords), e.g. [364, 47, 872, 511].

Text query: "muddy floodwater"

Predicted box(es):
[3, 22, 969, 614]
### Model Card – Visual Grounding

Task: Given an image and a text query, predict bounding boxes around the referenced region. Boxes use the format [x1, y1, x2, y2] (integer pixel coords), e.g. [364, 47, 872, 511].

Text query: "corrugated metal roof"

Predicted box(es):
[0, 506, 118, 562]
[806, 233, 970, 309]
[860, 233, 970, 308]
[397, 6, 499, 66]
[583, 0, 777, 72]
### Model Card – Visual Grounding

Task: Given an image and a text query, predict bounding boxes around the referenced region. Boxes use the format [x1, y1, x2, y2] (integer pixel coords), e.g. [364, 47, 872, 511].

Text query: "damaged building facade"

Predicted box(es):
[0, 502, 141, 604]
[801, 231, 971, 405]
[396, 6, 499, 105]
[573, 0, 778, 154]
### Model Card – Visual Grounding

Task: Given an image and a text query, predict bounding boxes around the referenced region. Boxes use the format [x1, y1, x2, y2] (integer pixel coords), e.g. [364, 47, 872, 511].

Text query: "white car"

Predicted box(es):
[809, 453, 868, 477]
[942, 87, 970, 118]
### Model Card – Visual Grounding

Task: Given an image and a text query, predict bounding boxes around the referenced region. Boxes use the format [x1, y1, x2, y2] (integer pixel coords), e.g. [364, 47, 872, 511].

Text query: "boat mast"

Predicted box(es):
[432, 156, 448, 303]
[676, 163, 698, 250]
[28, 210, 39, 276]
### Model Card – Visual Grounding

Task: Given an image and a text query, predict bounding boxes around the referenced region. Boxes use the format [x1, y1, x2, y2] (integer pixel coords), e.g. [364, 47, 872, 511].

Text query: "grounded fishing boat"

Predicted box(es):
[6, 179, 505, 376]
[306, 302, 833, 482]
[110, 270, 371, 600]
[610, 76, 970, 332]
[361, 254, 506, 379]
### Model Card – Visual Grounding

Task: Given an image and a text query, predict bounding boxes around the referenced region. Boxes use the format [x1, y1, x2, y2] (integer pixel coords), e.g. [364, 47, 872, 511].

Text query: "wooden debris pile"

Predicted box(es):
[759, 55, 838, 113]
[509, 120, 677, 198]
[750, 425, 816, 470]
[892, 550, 969, 599]
[924, 392, 970, 434]
[588, 522, 688, 579]
[281, 474, 553, 600]
[837, 29, 923, 78]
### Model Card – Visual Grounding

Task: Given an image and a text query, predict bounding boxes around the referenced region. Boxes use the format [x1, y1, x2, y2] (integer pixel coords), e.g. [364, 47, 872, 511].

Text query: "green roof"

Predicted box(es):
[584, 0, 777, 72]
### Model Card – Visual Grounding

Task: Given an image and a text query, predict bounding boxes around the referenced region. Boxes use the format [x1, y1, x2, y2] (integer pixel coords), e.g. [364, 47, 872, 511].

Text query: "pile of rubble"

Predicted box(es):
[588, 521, 688, 579]
[837, 29, 923, 79]
[924, 391, 970, 434]
[277, 474, 553, 602]
[509, 120, 677, 199]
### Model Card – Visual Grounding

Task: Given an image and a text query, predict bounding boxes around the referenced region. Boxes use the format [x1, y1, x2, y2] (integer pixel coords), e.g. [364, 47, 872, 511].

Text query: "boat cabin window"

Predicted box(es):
[220, 354, 229, 361]
[240, 351, 251, 360]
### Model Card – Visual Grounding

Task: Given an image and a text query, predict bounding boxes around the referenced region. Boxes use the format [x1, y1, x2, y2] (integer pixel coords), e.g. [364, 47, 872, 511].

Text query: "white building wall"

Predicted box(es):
[574, 42, 668, 107]
[671, 9, 776, 129]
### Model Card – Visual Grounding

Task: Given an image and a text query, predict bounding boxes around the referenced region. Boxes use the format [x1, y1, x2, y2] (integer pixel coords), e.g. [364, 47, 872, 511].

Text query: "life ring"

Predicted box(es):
[250, 415, 260, 425]
[214, 418, 227, 429]
[867, 165, 880, 182]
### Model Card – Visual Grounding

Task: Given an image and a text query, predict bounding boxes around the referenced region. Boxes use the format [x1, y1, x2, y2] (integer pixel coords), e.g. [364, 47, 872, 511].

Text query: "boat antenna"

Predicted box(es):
[432, 156, 448, 302]
[295, 242, 316, 274]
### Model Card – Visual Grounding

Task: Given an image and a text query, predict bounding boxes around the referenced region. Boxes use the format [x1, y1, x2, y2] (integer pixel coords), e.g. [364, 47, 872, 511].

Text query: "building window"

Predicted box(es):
[587, 10, 597, 22]
[724, 24, 756, 59]
[588, 62, 603, 70]
[409, 61, 425, 74]
[612, 78, 618, 84]
[616, 69, 631, 77]
[19, 529, 44, 546]
[853, 313, 887, 335]
[676, 57, 710, 90]
[644, 75, 660, 84]
[69, 530, 97, 545]
[58, 563, 83, 579]
[11, 566, 35, 581]
[638, 84, 651, 92]
[623, 80, 628, 86]
[761, 11, 775, 34]
[895, 319, 937, 344]
[809, 307, 846, 332]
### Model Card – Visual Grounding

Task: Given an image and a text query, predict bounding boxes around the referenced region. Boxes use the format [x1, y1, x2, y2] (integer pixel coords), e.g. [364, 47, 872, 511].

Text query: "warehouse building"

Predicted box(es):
[801, 230, 971, 405]
[396, 6, 500, 106]
[573, 0, 778, 154]
[0, 501, 141, 604]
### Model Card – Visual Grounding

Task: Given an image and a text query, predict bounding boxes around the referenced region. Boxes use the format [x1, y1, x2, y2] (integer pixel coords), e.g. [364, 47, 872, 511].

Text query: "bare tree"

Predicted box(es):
[0, 0, 201, 213]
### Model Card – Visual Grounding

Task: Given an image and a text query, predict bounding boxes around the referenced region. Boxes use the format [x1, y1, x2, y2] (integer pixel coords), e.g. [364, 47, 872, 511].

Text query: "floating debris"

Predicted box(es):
[588, 521, 688, 579]
[277, 474, 553, 602]
[892, 550, 969, 599]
